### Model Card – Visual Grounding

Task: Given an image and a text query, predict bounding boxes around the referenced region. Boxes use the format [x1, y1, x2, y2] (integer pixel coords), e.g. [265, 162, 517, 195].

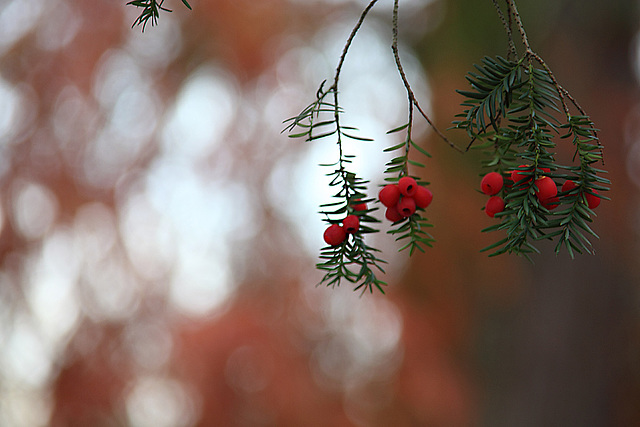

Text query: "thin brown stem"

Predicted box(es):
[507, 4, 605, 160]
[333, 0, 379, 88]
[492, 0, 517, 58]
[391, 0, 462, 152]
[322, 0, 380, 190]
[506, 0, 530, 51]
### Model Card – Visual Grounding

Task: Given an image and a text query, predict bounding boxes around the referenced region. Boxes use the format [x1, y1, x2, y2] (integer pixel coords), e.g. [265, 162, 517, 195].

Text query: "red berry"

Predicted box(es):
[585, 191, 601, 209]
[351, 199, 367, 212]
[414, 186, 433, 208]
[541, 196, 559, 210]
[397, 196, 416, 217]
[485, 196, 505, 218]
[481, 172, 504, 196]
[385, 206, 403, 222]
[561, 180, 600, 209]
[379, 184, 401, 208]
[534, 176, 557, 202]
[562, 180, 578, 193]
[398, 176, 418, 197]
[342, 215, 360, 233]
[510, 165, 532, 183]
[511, 165, 551, 184]
[323, 224, 346, 246]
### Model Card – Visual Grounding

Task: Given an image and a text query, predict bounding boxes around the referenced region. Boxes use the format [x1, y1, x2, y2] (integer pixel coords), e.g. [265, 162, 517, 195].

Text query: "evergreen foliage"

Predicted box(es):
[284, 0, 445, 293]
[126, 0, 610, 291]
[283, 81, 388, 294]
[126, 0, 191, 31]
[383, 124, 436, 256]
[454, 1, 609, 259]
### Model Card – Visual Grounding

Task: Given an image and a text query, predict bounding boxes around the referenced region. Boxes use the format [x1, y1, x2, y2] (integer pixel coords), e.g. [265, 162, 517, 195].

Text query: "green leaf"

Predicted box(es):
[387, 123, 410, 134]
[383, 142, 407, 152]
[410, 141, 432, 158]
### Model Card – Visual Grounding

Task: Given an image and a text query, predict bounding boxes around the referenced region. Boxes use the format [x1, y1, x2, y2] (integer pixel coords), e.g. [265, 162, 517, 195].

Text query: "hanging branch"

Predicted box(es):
[492, 0, 517, 60]
[391, 0, 459, 152]
[284, 0, 451, 291]
[284, 0, 388, 294]
[124, 0, 611, 291]
[453, 0, 609, 259]
[380, 0, 445, 255]
[503, 0, 602, 153]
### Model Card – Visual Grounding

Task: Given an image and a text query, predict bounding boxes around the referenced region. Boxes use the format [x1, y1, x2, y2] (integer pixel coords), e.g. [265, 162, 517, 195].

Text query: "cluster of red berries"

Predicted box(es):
[480, 171, 505, 217]
[480, 165, 602, 218]
[322, 202, 366, 247]
[561, 179, 601, 209]
[510, 166, 559, 210]
[378, 176, 432, 222]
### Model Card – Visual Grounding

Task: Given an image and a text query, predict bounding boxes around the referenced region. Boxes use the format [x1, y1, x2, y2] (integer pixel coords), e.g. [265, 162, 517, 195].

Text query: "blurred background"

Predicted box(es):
[0, 0, 638, 425]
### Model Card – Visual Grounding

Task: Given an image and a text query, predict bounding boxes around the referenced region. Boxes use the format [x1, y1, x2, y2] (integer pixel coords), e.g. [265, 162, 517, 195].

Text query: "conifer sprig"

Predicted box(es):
[316, 165, 387, 294]
[455, 1, 609, 259]
[383, 122, 435, 255]
[373, 0, 448, 256]
[284, 1, 387, 293]
[284, 0, 451, 291]
[551, 116, 610, 256]
[126, 0, 191, 31]
[283, 81, 386, 293]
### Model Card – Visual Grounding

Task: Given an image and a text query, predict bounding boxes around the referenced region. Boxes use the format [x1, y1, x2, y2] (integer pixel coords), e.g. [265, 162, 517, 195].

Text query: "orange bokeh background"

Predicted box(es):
[0, 1, 638, 426]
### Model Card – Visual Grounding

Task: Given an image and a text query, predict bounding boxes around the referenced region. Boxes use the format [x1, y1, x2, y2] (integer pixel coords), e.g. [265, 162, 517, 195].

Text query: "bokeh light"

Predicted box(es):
[0, 0, 638, 426]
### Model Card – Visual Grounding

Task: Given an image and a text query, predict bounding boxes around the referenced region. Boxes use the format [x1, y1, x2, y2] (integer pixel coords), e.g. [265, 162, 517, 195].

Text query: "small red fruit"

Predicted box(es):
[397, 197, 416, 217]
[562, 180, 578, 193]
[351, 199, 367, 212]
[398, 176, 418, 197]
[511, 165, 551, 184]
[562, 180, 600, 209]
[541, 196, 559, 210]
[585, 191, 601, 209]
[481, 172, 504, 196]
[414, 186, 433, 209]
[379, 184, 401, 208]
[534, 176, 557, 202]
[323, 224, 346, 246]
[385, 206, 403, 222]
[485, 196, 505, 218]
[342, 215, 360, 233]
[510, 165, 532, 183]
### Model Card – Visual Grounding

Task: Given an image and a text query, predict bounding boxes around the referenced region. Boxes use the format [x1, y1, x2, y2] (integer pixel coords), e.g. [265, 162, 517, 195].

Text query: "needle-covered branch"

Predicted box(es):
[454, 9, 609, 258]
